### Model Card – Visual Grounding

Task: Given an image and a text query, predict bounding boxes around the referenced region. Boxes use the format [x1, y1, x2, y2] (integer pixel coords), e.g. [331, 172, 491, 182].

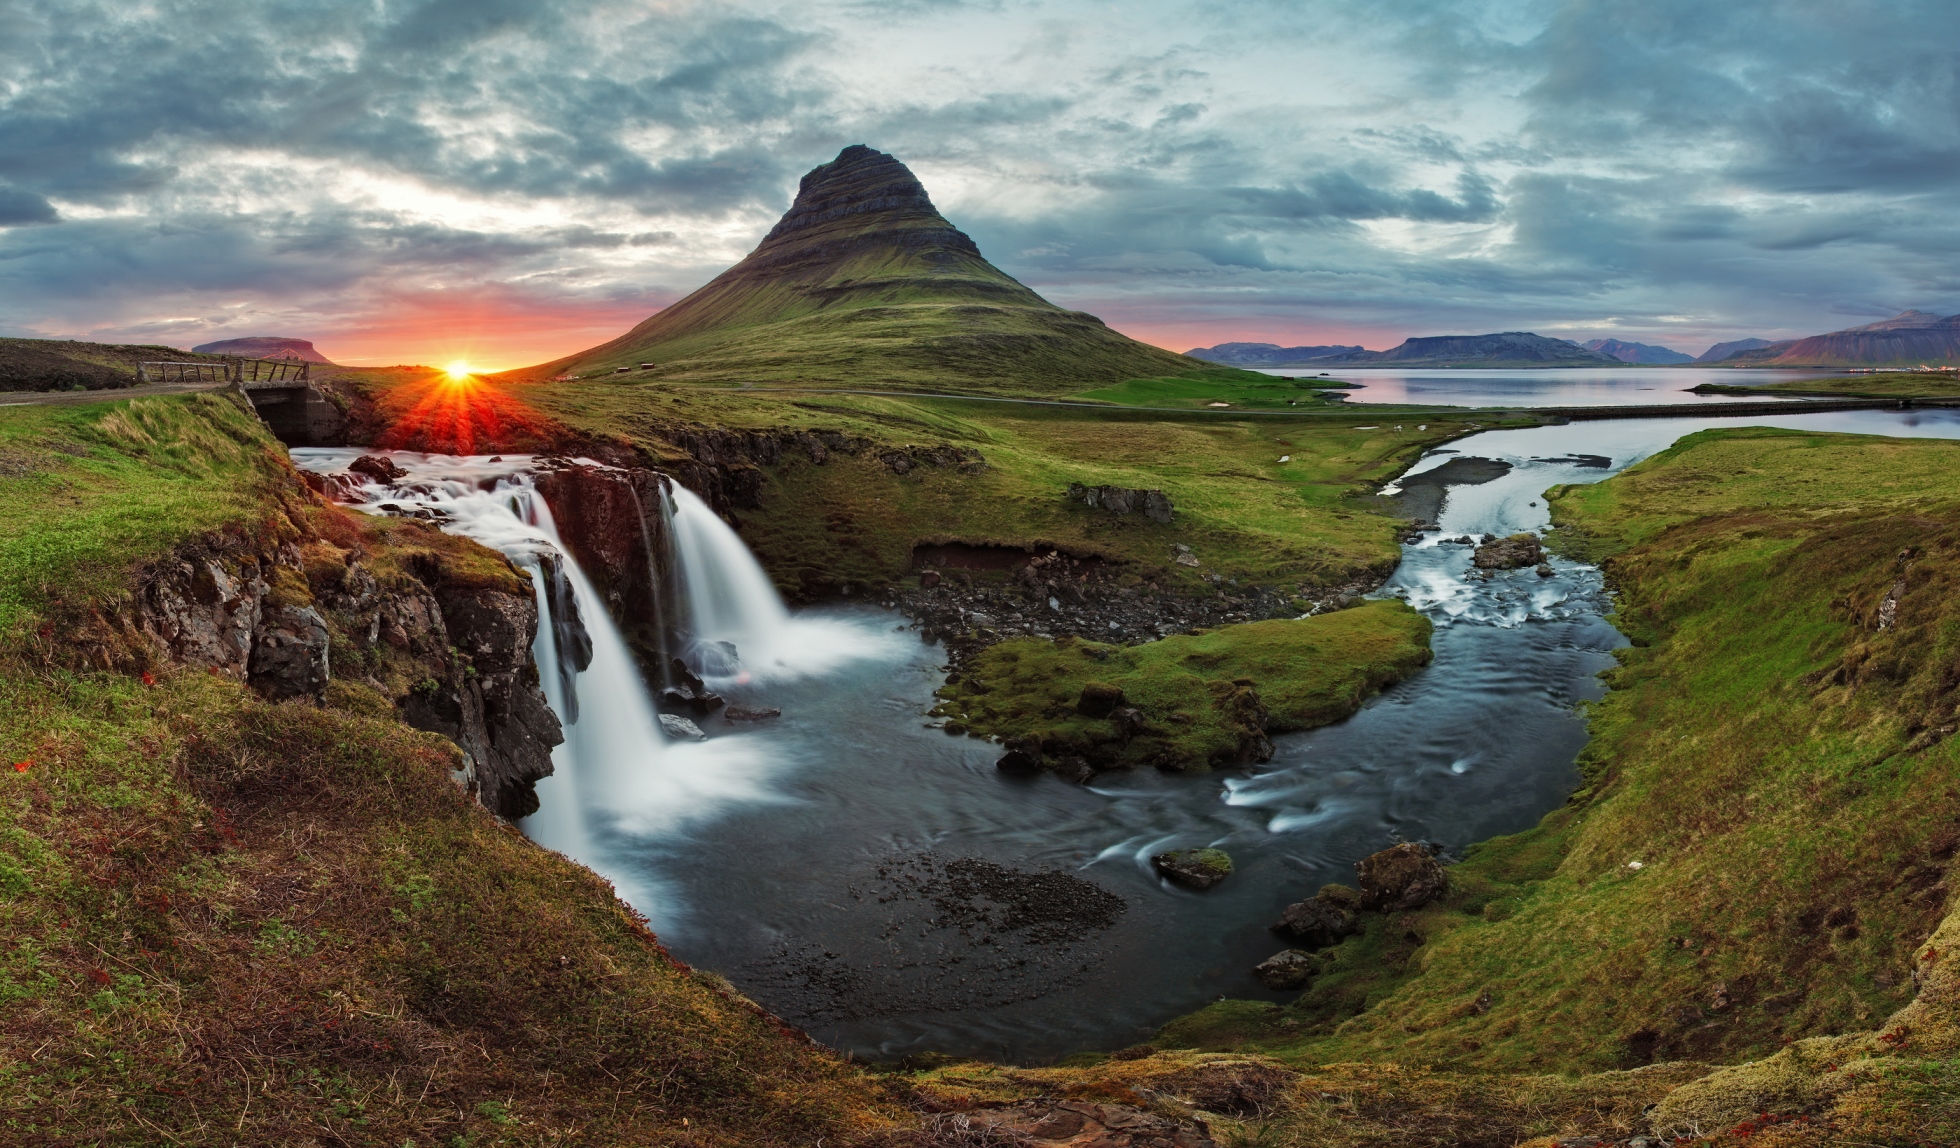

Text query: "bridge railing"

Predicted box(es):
[137, 358, 312, 384]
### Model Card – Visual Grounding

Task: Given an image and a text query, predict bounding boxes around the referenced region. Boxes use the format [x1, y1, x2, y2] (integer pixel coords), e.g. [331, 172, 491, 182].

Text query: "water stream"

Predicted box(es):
[291, 406, 1960, 1062]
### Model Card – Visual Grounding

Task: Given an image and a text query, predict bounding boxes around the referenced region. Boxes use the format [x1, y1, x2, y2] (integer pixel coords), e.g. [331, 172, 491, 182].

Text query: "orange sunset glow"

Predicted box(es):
[373, 368, 557, 455]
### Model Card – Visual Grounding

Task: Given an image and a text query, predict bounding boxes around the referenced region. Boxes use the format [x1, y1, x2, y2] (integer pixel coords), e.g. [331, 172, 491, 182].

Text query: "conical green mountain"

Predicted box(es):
[519, 145, 1207, 393]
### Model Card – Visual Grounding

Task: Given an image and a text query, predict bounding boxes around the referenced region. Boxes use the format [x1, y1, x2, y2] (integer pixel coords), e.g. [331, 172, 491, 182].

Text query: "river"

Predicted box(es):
[292, 405, 1960, 1064]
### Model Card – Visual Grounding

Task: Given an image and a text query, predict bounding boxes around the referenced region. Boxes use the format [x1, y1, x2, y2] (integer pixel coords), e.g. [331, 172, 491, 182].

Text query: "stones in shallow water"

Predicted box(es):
[657, 713, 706, 740]
[1536, 562, 1556, 577]
[723, 704, 780, 721]
[1153, 847, 1234, 889]
[1253, 948, 1320, 990]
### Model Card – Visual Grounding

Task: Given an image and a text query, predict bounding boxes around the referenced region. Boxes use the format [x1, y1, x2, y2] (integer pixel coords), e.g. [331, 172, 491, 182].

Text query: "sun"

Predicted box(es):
[445, 360, 473, 380]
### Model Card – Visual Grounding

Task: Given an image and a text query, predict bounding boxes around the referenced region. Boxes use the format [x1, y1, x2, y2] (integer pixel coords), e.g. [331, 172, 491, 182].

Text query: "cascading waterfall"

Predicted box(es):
[290, 450, 791, 924]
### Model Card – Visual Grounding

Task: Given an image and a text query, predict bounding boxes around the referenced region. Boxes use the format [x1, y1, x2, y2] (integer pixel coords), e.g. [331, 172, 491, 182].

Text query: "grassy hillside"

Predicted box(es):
[0, 337, 233, 392]
[0, 393, 907, 1145]
[505, 146, 1215, 395]
[1159, 428, 1960, 1089]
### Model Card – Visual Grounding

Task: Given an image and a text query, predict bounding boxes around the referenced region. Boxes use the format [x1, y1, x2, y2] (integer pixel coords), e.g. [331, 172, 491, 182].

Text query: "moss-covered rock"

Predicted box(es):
[1154, 847, 1235, 889]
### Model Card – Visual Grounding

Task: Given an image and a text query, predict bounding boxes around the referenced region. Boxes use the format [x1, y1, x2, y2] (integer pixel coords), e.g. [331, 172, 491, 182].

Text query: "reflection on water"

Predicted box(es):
[1254, 365, 1856, 408]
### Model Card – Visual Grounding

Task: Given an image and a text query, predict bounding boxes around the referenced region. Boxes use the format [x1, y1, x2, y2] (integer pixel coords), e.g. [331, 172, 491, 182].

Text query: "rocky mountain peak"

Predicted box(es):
[754, 145, 980, 262]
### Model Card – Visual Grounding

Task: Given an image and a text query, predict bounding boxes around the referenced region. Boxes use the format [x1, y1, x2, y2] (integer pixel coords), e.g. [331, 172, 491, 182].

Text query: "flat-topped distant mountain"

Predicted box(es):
[1704, 311, 1960, 367]
[191, 336, 336, 364]
[1318, 331, 1619, 368]
[1582, 338, 1692, 365]
[1695, 337, 1774, 363]
[513, 146, 1209, 393]
[1184, 341, 1367, 367]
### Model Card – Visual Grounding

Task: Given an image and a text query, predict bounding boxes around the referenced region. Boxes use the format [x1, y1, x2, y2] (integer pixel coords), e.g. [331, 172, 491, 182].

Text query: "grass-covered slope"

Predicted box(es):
[509, 146, 1210, 395]
[1160, 427, 1960, 1083]
[0, 337, 233, 392]
[0, 394, 906, 1145]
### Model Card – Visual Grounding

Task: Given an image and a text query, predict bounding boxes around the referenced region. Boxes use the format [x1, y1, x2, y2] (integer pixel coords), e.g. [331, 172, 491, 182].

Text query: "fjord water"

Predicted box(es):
[1257, 366, 1852, 407]
[295, 407, 1960, 1062]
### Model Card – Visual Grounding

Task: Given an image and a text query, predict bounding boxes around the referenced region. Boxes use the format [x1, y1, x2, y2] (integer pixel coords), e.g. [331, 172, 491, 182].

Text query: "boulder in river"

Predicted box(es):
[1535, 562, 1556, 577]
[1355, 842, 1448, 910]
[658, 713, 706, 740]
[348, 454, 408, 483]
[1253, 949, 1320, 990]
[1153, 847, 1234, 889]
[1473, 533, 1544, 570]
[1271, 886, 1359, 947]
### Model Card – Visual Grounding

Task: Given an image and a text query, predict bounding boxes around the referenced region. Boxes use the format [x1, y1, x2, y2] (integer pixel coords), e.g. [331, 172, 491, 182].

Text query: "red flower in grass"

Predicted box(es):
[141, 671, 156, 687]
[10, 760, 27, 774]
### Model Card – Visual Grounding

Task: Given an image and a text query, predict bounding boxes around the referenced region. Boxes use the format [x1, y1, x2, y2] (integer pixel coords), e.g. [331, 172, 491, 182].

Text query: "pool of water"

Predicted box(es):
[1254, 366, 1854, 408]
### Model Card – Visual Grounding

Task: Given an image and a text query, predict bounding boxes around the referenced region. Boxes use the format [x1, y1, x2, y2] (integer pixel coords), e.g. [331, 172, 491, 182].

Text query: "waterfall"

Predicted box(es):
[289, 449, 790, 927]
[664, 485, 793, 678]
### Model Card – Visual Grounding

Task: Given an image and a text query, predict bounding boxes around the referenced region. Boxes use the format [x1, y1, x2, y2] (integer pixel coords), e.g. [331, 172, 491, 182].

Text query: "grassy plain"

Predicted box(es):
[1160, 428, 1960, 1098]
[1697, 371, 1960, 399]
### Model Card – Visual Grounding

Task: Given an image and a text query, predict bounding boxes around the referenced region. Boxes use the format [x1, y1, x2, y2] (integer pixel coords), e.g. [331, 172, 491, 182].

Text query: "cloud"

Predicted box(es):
[0, 0, 1956, 364]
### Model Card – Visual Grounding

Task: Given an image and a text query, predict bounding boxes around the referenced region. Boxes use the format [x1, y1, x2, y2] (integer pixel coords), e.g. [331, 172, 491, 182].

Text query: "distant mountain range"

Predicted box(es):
[1317, 331, 1619, 368]
[191, 336, 336, 364]
[1701, 311, 1960, 367]
[1694, 337, 1773, 363]
[1583, 338, 1692, 365]
[1184, 342, 1366, 367]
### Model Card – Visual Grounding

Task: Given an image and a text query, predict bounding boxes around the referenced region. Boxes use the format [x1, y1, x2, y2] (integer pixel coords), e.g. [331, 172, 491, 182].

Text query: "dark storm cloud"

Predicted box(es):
[1, 0, 1957, 355]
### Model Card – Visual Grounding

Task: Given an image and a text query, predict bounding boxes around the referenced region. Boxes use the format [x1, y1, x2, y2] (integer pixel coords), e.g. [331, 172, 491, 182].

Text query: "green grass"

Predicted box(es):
[1155, 426, 1960, 1077]
[0, 392, 287, 636]
[1695, 371, 1960, 399]
[936, 602, 1432, 771]
[511, 378, 1523, 601]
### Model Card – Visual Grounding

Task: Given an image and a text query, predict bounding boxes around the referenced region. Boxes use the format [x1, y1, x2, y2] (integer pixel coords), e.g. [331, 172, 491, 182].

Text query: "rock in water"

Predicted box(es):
[1355, 843, 1448, 910]
[1253, 949, 1319, 990]
[658, 713, 706, 741]
[348, 454, 408, 482]
[723, 704, 781, 721]
[1277, 889, 1356, 944]
[1153, 848, 1234, 889]
[1472, 533, 1545, 570]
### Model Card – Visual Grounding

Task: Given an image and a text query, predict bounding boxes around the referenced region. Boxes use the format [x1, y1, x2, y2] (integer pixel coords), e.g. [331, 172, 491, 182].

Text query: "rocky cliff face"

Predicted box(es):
[101, 517, 562, 821]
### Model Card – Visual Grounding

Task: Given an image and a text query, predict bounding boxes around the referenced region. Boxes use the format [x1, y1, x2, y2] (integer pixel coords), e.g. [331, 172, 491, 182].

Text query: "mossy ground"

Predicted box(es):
[936, 603, 1432, 771]
[1071, 370, 1350, 410]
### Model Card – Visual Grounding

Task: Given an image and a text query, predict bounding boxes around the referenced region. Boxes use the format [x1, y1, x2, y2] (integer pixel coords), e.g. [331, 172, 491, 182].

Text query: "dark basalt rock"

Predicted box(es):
[724, 704, 781, 721]
[1069, 481, 1174, 524]
[348, 454, 408, 482]
[1153, 847, 1234, 889]
[1473, 532, 1545, 570]
[1253, 949, 1320, 990]
[1076, 681, 1126, 717]
[1355, 842, 1449, 911]
[1272, 886, 1360, 948]
[248, 605, 330, 700]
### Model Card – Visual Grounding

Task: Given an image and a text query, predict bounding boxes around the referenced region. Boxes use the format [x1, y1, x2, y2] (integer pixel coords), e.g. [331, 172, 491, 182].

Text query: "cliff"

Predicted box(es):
[192, 335, 337, 364]
[512, 145, 1211, 394]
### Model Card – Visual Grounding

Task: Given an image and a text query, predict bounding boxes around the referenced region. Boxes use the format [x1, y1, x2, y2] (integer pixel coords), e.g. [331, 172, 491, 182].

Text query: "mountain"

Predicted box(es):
[1581, 338, 1692, 365]
[191, 336, 336, 363]
[1185, 341, 1367, 367]
[1707, 310, 1960, 367]
[515, 146, 1207, 393]
[1318, 331, 1619, 368]
[1694, 337, 1774, 363]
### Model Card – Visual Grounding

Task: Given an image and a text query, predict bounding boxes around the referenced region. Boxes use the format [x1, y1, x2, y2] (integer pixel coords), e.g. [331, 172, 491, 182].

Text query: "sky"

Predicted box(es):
[2, 0, 1957, 369]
